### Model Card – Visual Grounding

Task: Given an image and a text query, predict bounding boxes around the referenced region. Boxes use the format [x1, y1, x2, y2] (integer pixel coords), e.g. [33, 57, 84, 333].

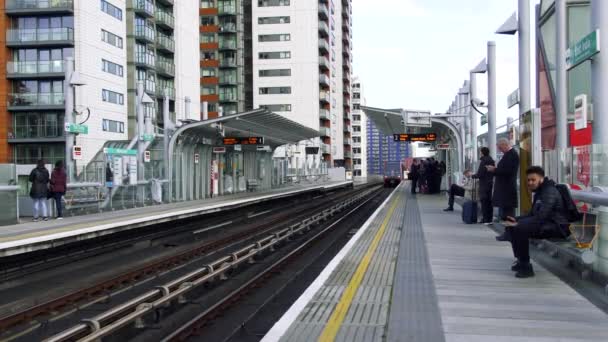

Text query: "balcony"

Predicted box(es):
[219, 93, 238, 102]
[343, 97, 350, 107]
[352, 97, 361, 105]
[219, 76, 238, 85]
[319, 108, 330, 120]
[8, 123, 64, 142]
[343, 45, 351, 57]
[219, 58, 237, 68]
[318, 39, 329, 53]
[352, 130, 361, 137]
[5, 0, 74, 15]
[156, 0, 173, 5]
[134, 25, 155, 43]
[219, 40, 237, 50]
[318, 55, 329, 70]
[156, 86, 175, 99]
[352, 119, 361, 126]
[319, 21, 329, 37]
[156, 59, 175, 77]
[155, 9, 175, 30]
[343, 58, 351, 71]
[134, 52, 156, 69]
[6, 27, 73, 47]
[319, 74, 330, 86]
[344, 126, 352, 134]
[353, 142, 361, 148]
[321, 143, 330, 154]
[144, 79, 156, 95]
[353, 153, 362, 159]
[131, 0, 154, 18]
[354, 164, 362, 170]
[344, 150, 352, 158]
[319, 91, 330, 103]
[319, 127, 331, 138]
[156, 34, 175, 53]
[218, 5, 237, 16]
[318, 3, 329, 20]
[6, 60, 64, 79]
[8, 92, 64, 111]
[342, 33, 350, 47]
[219, 23, 237, 34]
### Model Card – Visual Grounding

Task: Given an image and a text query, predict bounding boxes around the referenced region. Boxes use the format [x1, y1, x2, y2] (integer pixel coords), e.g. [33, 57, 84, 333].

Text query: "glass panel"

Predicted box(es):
[540, 14, 556, 96]
[567, 5, 592, 114]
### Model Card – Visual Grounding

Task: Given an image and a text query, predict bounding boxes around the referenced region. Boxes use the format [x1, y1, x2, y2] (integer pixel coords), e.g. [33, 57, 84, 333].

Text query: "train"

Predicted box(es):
[383, 161, 404, 188]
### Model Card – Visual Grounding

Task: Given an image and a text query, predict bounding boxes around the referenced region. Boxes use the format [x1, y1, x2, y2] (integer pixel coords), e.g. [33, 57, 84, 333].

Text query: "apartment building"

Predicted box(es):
[0, 0, 198, 166]
[351, 77, 367, 179]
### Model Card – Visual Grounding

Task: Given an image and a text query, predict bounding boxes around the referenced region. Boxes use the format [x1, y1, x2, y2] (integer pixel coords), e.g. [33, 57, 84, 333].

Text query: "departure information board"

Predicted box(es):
[393, 133, 437, 142]
[222, 137, 265, 145]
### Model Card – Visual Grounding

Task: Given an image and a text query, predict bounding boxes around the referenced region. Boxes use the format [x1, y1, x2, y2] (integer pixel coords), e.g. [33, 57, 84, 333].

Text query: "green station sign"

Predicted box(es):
[141, 133, 155, 142]
[104, 148, 137, 155]
[64, 123, 88, 134]
[481, 115, 487, 126]
[567, 29, 600, 70]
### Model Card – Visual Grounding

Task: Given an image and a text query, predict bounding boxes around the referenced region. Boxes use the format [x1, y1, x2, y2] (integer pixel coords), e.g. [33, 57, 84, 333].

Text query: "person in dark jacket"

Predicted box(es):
[50, 160, 67, 219]
[486, 138, 519, 221]
[29, 159, 50, 221]
[502, 166, 569, 278]
[409, 159, 420, 194]
[472, 147, 495, 223]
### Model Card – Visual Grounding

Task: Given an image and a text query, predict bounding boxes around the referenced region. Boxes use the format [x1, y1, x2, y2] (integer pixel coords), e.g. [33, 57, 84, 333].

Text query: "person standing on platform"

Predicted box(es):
[29, 159, 50, 222]
[472, 147, 495, 223]
[50, 160, 67, 219]
[486, 138, 519, 235]
[409, 159, 420, 194]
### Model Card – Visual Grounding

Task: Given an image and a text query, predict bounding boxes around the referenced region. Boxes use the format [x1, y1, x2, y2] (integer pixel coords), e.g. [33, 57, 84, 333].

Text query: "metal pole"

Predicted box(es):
[488, 41, 497, 159]
[64, 57, 74, 182]
[592, 0, 608, 145]
[163, 89, 171, 180]
[518, 0, 531, 114]
[556, 0, 568, 154]
[136, 81, 145, 182]
[470, 72, 478, 165]
[202, 101, 208, 120]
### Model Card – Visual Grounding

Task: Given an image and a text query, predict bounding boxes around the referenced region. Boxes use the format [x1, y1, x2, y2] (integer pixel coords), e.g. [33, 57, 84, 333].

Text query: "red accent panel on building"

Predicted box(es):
[201, 59, 219, 68]
[200, 42, 219, 50]
[201, 77, 219, 85]
[200, 8, 218, 15]
[569, 123, 592, 147]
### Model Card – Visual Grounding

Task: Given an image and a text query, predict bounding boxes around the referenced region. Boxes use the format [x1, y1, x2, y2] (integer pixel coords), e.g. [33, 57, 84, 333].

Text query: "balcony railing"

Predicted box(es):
[134, 25, 155, 42]
[155, 9, 175, 29]
[218, 5, 237, 15]
[319, 109, 330, 120]
[156, 59, 175, 76]
[318, 39, 329, 52]
[156, 86, 175, 99]
[219, 40, 237, 50]
[319, 91, 330, 103]
[319, 21, 329, 35]
[6, 0, 73, 11]
[319, 55, 329, 69]
[132, 0, 154, 17]
[6, 27, 73, 45]
[319, 126, 331, 137]
[219, 23, 237, 33]
[156, 34, 175, 52]
[134, 52, 156, 68]
[8, 92, 64, 107]
[318, 3, 329, 20]
[7, 60, 63, 76]
[219, 76, 237, 85]
[319, 74, 330, 86]
[344, 150, 352, 158]
[321, 143, 330, 154]
[219, 93, 237, 102]
[9, 123, 64, 140]
[144, 80, 156, 94]
[220, 59, 237, 68]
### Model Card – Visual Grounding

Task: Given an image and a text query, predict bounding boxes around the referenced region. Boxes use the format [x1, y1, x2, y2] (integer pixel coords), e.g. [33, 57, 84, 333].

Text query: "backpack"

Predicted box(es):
[555, 184, 583, 222]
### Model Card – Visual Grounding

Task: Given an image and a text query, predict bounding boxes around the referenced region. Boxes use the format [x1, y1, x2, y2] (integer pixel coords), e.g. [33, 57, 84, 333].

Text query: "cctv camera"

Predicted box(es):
[472, 98, 486, 107]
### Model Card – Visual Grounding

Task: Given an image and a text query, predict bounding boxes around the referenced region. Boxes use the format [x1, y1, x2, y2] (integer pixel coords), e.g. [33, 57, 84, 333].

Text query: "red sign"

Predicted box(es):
[569, 123, 592, 147]
[575, 145, 591, 188]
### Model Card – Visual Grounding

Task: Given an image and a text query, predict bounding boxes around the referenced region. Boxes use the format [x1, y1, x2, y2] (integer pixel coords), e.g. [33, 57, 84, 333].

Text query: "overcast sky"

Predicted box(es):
[352, 0, 540, 134]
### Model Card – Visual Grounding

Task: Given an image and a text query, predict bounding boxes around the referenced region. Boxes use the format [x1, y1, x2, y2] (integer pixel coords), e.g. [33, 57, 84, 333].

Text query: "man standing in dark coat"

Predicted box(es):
[486, 138, 519, 232]
[29, 159, 50, 221]
[472, 147, 495, 223]
[409, 159, 420, 194]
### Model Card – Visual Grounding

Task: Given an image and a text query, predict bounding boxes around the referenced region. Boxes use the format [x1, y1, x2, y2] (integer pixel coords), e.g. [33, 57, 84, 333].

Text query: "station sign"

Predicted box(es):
[305, 147, 320, 154]
[194, 153, 200, 164]
[257, 145, 272, 152]
[222, 137, 264, 145]
[104, 147, 137, 155]
[481, 115, 488, 126]
[567, 29, 600, 70]
[507, 88, 520, 109]
[436, 144, 451, 150]
[234, 144, 242, 151]
[72, 146, 83, 160]
[65, 123, 88, 134]
[393, 133, 437, 142]
[213, 147, 226, 154]
[574, 94, 588, 130]
[144, 150, 151, 163]
[141, 133, 155, 142]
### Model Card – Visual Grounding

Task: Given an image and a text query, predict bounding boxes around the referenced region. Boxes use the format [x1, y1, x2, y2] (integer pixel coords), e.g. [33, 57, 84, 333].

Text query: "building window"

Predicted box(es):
[353, 104, 360, 110]
[101, 0, 122, 20]
[258, 0, 289, 7]
[201, 85, 217, 95]
[102, 59, 123, 77]
[102, 119, 125, 133]
[258, 16, 290, 24]
[259, 87, 291, 95]
[200, 32, 216, 43]
[259, 69, 291, 77]
[258, 51, 290, 59]
[201, 68, 217, 77]
[201, 17, 215, 26]
[261, 104, 292, 112]
[259, 34, 290, 42]
[102, 89, 124, 105]
[200, 0, 215, 8]
[101, 29, 122, 48]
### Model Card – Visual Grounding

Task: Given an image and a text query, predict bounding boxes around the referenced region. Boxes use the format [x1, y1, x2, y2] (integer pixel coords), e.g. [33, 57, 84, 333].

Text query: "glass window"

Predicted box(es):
[259, 69, 291, 77]
[101, 0, 122, 20]
[102, 89, 124, 105]
[258, 0, 289, 7]
[102, 59, 124, 77]
[101, 29, 123, 48]
[258, 34, 290, 42]
[261, 104, 292, 112]
[102, 119, 125, 133]
[258, 51, 291, 59]
[567, 5, 592, 114]
[200, 0, 215, 8]
[258, 16, 290, 24]
[259, 87, 291, 95]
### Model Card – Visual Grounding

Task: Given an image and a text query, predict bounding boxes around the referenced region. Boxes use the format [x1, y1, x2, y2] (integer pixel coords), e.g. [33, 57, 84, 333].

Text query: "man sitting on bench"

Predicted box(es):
[501, 166, 570, 278]
[444, 170, 473, 212]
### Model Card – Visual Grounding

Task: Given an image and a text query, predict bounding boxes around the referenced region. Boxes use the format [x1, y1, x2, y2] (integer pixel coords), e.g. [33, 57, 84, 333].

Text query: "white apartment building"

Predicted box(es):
[351, 77, 367, 180]
[252, 0, 352, 168]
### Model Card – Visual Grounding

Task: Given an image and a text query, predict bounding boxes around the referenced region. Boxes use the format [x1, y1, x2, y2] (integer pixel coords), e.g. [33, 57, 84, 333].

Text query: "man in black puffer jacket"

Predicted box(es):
[501, 166, 569, 278]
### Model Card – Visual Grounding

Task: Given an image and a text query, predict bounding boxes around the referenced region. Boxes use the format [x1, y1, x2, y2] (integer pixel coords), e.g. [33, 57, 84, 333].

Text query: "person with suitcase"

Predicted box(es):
[444, 170, 473, 212]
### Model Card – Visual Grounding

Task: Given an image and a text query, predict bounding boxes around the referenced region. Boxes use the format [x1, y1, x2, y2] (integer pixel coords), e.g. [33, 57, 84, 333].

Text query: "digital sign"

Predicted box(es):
[393, 133, 437, 142]
[222, 137, 265, 145]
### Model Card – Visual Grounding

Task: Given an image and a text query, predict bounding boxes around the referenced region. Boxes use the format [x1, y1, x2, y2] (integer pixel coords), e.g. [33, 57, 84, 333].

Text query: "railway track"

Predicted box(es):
[0, 184, 382, 341]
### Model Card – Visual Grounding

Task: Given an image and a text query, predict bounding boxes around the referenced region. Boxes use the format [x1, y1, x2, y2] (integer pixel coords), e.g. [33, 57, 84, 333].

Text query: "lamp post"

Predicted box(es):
[136, 81, 154, 182]
[64, 57, 86, 183]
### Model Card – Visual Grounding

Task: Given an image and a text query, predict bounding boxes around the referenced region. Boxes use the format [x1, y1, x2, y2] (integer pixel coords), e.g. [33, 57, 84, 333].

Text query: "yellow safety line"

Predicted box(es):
[318, 195, 400, 342]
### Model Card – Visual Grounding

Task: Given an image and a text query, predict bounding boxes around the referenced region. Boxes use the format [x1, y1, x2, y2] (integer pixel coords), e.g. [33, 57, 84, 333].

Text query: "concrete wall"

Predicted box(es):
[175, 0, 201, 121]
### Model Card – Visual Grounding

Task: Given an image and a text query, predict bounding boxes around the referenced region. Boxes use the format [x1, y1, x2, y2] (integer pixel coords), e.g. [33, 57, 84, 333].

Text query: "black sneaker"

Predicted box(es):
[511, 260, 523, 271]
[515, 264, 535, 278]
[443, 207, 454, 212]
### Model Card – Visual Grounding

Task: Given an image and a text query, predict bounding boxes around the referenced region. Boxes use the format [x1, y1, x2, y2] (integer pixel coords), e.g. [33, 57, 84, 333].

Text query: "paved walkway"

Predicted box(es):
[264, 185, 608, 341]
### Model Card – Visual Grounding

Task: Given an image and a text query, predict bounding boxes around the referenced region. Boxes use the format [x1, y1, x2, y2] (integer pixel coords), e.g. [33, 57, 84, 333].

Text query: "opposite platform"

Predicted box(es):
[0, 181, 352, 257]
[264, 185, 608, 342]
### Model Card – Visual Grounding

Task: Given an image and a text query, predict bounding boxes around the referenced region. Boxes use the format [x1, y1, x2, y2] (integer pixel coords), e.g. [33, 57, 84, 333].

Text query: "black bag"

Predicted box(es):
[555, 184, 583, 222]
[462, 201, 478, 224]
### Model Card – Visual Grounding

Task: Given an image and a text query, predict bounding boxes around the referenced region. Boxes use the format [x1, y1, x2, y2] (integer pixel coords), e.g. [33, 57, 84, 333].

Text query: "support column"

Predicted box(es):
[470, 72, 478, 165]
[518, 0, 531, 113]
[555, 0, 568, 154]
[487, 41, 497, 159]
[136, 81, 145, 182]
[64, 57, 74, 182]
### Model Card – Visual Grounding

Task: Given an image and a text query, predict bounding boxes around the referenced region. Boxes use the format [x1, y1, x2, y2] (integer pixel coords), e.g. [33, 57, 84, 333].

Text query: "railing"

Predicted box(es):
[145, 79, 156, 93]
[319, 109, 330, 120]
[319, 127, 331, 137]
[156, 34, 175, 51]
[6, 0, 73, 10]
[219, 23, 237, 32]
[9, 123, 64, 139]
[319, 21, 329, 33]
[6, 27, 73, 43]
[219, 76, 237, 84]
[318, 39, 329, 51]
[319, 91, 330, 102]
[156, 86, 175, 98]
[134, 52, 156, 67]
[219, 93, 237, 101]
[218, 4, 237, 15]
[321, 143, 330, 154]
[155, 9, 175, 27]
[132, 0, 154, 16]
[134, 25, 155, 41]
[156, 59, 175, 75]
[319, 74, 330, 85]
[7, 60, 63, 75]
[219, 40, 237, 49]
[219, 59, 237, 67]
[8, 92, 64, 106]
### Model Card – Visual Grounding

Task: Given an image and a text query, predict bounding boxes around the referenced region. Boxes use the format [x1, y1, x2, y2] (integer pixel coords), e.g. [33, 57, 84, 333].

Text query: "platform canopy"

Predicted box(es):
[171, 108, 320, 148]
[361, 105, 465, 174]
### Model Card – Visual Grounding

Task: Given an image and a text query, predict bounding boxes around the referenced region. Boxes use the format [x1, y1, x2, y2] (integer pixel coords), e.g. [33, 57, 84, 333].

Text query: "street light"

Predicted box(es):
[65, 57, 87, 183]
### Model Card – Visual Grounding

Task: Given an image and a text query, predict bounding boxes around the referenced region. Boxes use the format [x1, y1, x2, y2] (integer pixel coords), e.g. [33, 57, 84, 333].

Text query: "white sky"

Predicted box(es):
[352, 0, 540, 134]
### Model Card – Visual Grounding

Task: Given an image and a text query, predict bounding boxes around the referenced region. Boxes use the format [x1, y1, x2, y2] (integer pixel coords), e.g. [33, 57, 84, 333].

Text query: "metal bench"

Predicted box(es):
[247, 179, 259, 192]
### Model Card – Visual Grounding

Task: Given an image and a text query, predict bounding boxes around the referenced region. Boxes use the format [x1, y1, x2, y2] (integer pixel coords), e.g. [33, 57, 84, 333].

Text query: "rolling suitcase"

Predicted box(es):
[462, 180, 478, 224]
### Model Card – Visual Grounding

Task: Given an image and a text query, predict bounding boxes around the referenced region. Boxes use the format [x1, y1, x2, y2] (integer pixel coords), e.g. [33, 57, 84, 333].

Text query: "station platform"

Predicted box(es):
[263, 184, 608, 342]
[0, 181, 353, 257]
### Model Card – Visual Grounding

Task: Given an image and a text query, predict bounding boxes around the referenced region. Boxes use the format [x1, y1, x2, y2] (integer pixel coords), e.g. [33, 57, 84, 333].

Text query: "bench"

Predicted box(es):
[247, 179, 259, 192]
